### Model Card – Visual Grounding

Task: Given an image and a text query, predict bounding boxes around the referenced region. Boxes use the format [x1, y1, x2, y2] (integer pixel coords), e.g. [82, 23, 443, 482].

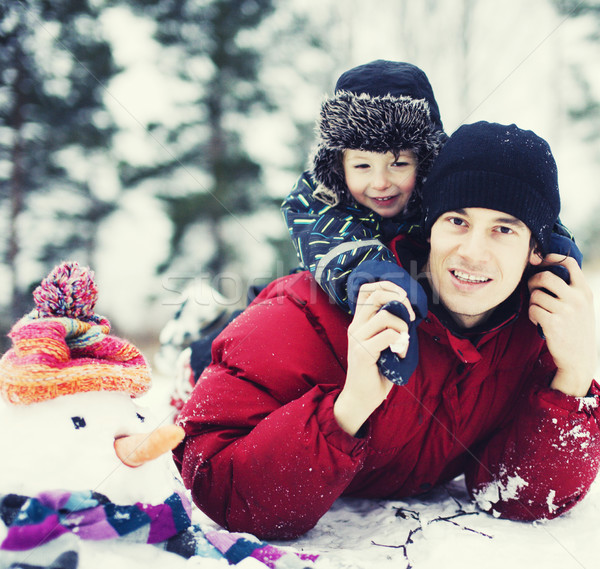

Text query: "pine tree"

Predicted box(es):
[0, 1, 119, 348]
[120, 0, 276, 283]
[553, 0, 600, 139]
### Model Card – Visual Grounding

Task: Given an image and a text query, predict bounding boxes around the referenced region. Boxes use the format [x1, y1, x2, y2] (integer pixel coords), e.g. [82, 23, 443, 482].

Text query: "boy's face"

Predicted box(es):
[425, 207, 542, 329]
[343, 149, 417, 218]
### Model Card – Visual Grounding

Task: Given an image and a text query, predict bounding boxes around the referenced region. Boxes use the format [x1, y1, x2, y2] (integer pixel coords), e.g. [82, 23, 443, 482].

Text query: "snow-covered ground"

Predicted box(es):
[278, 474, 600, 569]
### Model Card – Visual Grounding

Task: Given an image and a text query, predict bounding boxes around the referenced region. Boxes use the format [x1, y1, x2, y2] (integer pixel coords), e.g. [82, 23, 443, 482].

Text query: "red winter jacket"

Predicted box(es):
[174, 271, 600, 540]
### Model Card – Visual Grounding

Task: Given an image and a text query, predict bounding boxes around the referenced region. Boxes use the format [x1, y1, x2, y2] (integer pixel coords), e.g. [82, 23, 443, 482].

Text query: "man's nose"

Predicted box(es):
[458, 230, 490, 261]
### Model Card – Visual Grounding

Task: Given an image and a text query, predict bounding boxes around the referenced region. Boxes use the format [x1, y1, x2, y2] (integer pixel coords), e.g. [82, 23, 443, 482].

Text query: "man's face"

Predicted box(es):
[343, 149, 417, 218]
[425, 207, 542, 328]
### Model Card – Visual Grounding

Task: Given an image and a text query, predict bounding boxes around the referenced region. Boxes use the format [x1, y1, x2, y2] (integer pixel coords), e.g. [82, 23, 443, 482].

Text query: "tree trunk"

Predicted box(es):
[8, 48, 26, 322]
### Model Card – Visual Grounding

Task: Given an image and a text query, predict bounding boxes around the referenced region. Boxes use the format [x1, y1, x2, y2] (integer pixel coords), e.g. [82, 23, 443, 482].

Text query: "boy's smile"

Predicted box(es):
[343, 149, 417, 218]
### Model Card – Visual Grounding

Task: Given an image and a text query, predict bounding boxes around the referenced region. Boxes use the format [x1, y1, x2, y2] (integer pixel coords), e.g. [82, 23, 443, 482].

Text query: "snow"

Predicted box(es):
[471, 469, 529, 515]
[389, 331, 409, 357]
[277, 477, 600, 569]
[4, 374, 597, 568]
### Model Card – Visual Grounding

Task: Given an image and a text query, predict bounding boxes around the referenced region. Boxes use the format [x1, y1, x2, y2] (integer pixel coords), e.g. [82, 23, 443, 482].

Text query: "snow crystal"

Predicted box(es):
[546, 489, 558, 514]
[390, 331, 410, 356]
[472, 471, 529, 514]
[578, 397, 599, 412]
[568, 424, 590, 439]
[114, 511, 132, 520]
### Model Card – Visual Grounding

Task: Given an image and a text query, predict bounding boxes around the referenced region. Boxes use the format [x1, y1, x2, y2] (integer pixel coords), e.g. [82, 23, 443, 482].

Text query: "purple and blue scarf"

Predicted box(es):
[0, 491, 318, 568]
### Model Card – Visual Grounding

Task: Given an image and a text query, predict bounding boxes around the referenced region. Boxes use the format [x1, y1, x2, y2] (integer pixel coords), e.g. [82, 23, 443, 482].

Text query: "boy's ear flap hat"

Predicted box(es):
[0, 261, 151, 405]
[311, 59, 446, 207]
[421, 121, 560, 253]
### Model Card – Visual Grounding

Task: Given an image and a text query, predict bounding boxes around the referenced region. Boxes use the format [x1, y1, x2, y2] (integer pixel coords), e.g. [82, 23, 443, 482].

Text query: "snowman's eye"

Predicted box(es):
[136, 413, 145, 423]
[71, 416, 87, 429]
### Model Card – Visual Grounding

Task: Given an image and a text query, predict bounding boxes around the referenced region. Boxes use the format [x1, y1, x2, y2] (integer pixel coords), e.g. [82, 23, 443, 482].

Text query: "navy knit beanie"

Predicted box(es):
[311, 60, 446, 207]
[422, 121, 560, 253]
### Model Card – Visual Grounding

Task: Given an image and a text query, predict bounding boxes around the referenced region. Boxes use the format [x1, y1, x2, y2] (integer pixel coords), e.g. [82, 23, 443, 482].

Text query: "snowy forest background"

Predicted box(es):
[2, 0, 600, 353]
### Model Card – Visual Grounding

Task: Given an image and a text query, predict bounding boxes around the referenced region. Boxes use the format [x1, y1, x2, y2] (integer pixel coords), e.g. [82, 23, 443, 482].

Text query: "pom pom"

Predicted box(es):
[33, 261, 98, 321]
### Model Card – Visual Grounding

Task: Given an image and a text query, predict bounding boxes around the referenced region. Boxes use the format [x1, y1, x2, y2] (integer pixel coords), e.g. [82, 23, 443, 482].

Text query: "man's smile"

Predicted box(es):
[450, 269, 491, 284]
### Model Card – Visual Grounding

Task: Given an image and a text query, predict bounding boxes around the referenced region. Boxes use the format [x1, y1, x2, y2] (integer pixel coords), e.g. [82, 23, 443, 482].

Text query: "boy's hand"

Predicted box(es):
[528, 254, 597, 397]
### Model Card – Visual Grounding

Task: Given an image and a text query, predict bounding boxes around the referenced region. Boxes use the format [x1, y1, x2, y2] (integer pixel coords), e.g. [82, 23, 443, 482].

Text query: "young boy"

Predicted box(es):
[157, 59, 443, 415]
[282, 59, 445, 313]
[282, 59, 446, 385]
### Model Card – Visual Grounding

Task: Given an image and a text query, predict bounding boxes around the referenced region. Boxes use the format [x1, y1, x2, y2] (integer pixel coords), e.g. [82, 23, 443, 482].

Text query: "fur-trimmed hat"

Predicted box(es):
[0, 261, 151, 405]
[422, 121, 561, 253]
[310, 60, 446, 208]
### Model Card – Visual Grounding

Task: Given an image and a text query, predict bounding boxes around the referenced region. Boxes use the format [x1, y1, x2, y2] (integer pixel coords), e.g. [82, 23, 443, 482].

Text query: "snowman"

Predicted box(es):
[0, 262, 233, 568]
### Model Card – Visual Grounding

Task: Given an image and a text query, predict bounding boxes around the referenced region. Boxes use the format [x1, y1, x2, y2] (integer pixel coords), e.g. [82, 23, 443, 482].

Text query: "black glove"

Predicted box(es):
[348, 261, 428, 386]
[531, 232, 583, 339]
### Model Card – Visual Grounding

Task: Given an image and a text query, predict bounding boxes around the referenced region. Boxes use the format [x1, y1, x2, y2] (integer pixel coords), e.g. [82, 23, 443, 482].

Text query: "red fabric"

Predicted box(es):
[174, 271, 600, 540]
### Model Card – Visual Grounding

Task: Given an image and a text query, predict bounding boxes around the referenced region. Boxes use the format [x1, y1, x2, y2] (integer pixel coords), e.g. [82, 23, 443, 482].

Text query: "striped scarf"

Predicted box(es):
[0, 490, 191, 551]
[0, 491, 319, 568]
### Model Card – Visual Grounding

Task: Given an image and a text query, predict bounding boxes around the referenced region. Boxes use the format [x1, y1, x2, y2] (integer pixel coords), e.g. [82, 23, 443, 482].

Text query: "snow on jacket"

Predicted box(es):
[174, 267, 600, 540]
[281, 171, 420, 311]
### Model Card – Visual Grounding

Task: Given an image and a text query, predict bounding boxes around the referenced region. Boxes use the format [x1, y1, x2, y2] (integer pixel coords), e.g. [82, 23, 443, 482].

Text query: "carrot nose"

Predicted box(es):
[114, 424, 185, 468]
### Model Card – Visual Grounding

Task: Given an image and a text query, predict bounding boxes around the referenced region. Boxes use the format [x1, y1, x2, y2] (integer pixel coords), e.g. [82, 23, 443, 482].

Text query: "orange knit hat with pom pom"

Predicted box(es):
[0, 261, 151, 405]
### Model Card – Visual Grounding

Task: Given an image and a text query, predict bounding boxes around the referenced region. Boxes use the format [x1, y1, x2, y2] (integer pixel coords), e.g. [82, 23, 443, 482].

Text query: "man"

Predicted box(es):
[174, 121, 600, 540]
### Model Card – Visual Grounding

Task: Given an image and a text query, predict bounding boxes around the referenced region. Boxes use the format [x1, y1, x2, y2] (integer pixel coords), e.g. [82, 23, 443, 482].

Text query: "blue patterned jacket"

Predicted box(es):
[281, 171, 422, 312]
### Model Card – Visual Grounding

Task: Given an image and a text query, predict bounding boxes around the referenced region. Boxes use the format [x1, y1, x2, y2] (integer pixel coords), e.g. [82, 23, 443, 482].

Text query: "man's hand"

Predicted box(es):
[528, 254, 597, 397]
[334, 281, 411, 436]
